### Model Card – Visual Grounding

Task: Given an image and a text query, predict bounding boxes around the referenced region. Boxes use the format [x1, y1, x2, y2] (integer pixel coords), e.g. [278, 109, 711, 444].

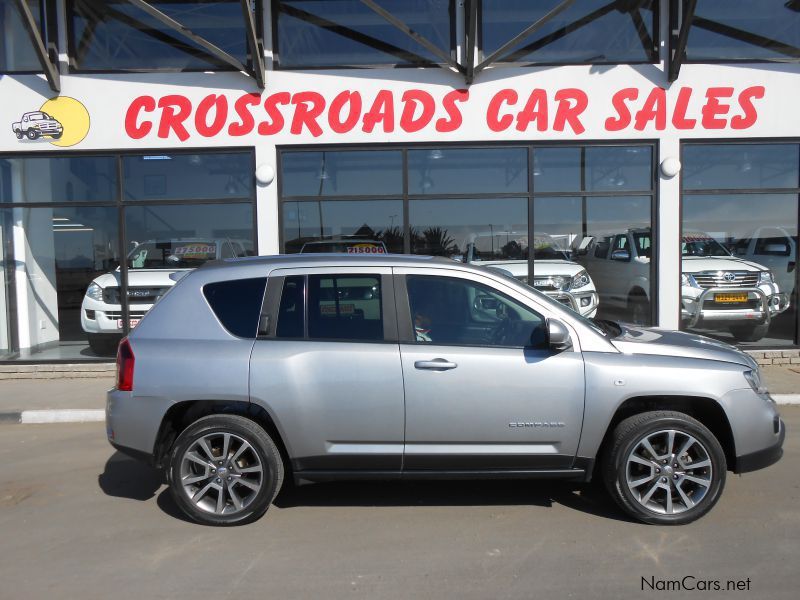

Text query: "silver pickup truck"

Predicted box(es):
[12, 111, 63, 140]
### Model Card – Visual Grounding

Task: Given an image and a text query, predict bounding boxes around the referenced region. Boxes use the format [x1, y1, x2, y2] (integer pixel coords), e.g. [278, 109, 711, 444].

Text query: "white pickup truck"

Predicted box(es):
[12, 111, 63, 140]
[575, 228, 789, 341]
[463, 231, 599, 318]
[81, 238, 253, 354]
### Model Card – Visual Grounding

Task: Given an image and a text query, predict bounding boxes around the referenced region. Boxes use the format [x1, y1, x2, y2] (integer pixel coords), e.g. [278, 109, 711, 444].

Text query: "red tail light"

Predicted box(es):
[117, 337, 135, 391]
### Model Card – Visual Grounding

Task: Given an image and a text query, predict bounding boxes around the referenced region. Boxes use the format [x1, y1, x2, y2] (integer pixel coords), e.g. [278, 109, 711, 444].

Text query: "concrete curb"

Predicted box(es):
[0, 409, 105, 424]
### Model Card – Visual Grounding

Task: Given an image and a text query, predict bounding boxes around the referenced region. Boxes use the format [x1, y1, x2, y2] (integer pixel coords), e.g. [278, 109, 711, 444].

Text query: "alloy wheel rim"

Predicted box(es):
[625, 429, 713, 515]
[179, 432, 264, 515]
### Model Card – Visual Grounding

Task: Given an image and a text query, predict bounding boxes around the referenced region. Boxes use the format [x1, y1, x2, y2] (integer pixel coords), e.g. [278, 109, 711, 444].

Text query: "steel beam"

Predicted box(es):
[240, 0, 265, 88]
[125, 0, 249, 75]
[692, 15, 800, 60]
[472, 0, 575, 77]
[13, 0, 59, 92]
[358, 0, 464, 75]
[668, 0, 697, 83]
[464, 0, 478, 84]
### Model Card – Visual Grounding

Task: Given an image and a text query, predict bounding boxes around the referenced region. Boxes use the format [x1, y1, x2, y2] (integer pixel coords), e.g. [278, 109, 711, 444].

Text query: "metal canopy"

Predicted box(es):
[13, 0, 60, 92]
[124, 0, 264, 87]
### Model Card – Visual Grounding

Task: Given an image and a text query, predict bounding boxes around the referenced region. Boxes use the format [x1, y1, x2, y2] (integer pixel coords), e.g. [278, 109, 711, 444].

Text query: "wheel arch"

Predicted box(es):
[152, 400, 292, 475]
[592, 395, 736, 479]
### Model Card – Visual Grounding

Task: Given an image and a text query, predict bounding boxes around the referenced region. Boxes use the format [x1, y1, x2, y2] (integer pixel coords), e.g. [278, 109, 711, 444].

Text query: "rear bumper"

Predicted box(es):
[735, 418, 785, 474]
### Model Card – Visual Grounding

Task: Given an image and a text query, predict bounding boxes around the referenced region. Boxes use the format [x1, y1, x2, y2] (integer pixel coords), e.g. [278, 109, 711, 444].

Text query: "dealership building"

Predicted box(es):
[1, 0, 799, 363]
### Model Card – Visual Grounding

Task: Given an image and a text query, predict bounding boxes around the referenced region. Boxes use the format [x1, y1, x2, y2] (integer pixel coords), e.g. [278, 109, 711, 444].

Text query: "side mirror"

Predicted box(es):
[788, 261, 796, 273]
[547, 319, 572, 352]
[610, 249, 631, 262]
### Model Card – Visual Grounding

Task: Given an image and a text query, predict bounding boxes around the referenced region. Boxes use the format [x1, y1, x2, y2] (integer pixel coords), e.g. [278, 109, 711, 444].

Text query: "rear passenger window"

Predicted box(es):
[308, 275, 383, 341]
[203, 278, 267, 338]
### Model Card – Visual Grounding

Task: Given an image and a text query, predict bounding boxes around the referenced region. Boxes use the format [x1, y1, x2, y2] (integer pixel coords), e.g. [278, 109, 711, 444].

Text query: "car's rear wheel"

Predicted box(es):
[87, 333, 119, 356]
[15, 130, 23, 139]
[168, 415, 284, 526]
[729, 323, 769, 342]
[602, 411, 726, 525]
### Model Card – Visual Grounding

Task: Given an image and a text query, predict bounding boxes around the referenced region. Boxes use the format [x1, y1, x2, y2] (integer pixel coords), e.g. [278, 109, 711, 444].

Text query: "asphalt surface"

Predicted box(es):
[0, 409, 797, 599]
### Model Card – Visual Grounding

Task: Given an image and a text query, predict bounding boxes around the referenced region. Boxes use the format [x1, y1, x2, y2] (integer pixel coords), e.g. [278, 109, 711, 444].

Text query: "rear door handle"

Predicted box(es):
[414, 359, 458, 371]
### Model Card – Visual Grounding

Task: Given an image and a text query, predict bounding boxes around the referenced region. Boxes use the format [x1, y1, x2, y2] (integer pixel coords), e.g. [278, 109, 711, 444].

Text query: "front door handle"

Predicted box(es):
[414, 359, 458, 371]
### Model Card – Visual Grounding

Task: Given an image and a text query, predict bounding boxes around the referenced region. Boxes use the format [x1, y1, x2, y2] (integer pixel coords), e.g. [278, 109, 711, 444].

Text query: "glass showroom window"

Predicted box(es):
[0, 150, 256, 362]
[0, 0, 49, 72]
[279, 144, 655, 325]
[683, 0, 800, 62]
[68, 0, 260, 71]
[681, 143, 800, 348]
[274, 0, 453, 68]
[480, 0, 658, 65]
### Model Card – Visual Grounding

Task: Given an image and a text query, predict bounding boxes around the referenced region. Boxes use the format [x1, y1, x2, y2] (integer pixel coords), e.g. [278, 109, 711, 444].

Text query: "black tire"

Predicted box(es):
[14, 130, 23, 139]
[51, 132, 62, 140]
[26, 129, 39, 140]
[167, 415, 284, 526]
[729, 323, 769, 342]
[628, 292, 650, 325]
[87, 334, 119, 356]
[602, 410, 726, 525]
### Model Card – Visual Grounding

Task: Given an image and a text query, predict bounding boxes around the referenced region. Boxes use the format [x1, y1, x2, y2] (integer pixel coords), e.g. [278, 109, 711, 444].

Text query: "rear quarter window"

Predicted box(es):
[203, 278, 267, 338]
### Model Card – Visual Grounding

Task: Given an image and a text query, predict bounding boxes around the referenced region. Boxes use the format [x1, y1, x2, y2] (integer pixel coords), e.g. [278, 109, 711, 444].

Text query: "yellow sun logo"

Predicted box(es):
[38, 97, 90, 147]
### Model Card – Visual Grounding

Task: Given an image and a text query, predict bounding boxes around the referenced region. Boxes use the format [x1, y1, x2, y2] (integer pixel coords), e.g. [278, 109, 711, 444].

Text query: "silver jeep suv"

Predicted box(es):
[107, 255, 785, 526]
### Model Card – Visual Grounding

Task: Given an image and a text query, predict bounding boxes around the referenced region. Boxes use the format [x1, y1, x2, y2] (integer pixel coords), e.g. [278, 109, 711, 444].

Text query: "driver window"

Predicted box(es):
[405, 275, 546, 348]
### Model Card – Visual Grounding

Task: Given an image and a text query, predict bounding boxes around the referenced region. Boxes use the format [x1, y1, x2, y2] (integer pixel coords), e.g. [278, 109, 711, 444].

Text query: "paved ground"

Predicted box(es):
[0, 409, 797, 600]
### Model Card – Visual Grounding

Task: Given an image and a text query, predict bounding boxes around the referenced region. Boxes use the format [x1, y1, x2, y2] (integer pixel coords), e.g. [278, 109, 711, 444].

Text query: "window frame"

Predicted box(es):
[262, 270, 398, 343]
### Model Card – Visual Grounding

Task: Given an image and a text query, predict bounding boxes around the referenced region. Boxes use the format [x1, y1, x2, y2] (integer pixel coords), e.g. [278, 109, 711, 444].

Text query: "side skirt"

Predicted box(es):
[294, 468, 586, 485]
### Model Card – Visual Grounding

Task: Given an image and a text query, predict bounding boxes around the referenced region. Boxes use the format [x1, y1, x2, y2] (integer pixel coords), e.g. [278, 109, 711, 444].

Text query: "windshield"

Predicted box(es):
[681, 233, 731, 257]
[468, 234, 569, 262]
[127, 240, 227, 269]
[29, 113, 46, 121]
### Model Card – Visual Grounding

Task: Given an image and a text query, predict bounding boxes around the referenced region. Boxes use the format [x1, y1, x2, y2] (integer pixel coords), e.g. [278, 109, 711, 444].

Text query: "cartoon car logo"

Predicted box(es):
[12, 111, 63, 140]
[11, 97, 90, 147]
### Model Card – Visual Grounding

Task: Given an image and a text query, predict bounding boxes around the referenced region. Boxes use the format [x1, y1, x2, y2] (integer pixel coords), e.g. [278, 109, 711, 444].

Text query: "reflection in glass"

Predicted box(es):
[282, 151, 403, 197]
[682, 145, 800, 191]
[0, 210, 14, 358]
[69, 0, 253, 70]
[532, 147, 581, 192]
[546, 196, 653, 324]
[0, 156, 118, 203]
[283, 200, 404, 254]
[276, 0, 452, 67]
[482, 0, 657, 64]
[408, 148, 527, 195]
[686, 0, 800, 61]
[585, 146, 652, 192]
[123, 153, 252, 201]
[0, 0, 44, 72]
[0, 206, 120, 360]
[409, 198, 527, 261]
[681, 193, 797, 347]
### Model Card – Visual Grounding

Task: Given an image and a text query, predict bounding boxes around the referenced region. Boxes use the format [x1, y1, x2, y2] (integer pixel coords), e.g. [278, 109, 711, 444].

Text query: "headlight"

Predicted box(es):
[550, 275, 568, 290]
[570, 270, 591, 290]
[681, 273, 699, 288]
[744, 369, 768, 396]
[758, 271, 774, 284]
[85, 282, 103, 301]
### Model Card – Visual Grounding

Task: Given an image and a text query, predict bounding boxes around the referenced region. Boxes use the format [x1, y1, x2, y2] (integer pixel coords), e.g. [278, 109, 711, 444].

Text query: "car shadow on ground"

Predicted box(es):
[98, 452, 634, 524]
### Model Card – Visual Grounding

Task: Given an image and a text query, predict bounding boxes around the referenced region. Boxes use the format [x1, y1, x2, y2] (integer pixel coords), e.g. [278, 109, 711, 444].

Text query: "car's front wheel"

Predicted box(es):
[26, 129, 39, 140]
[168, 415, 284, 526]
[729, 323, 769, 342]
[602, 411, 726, 525]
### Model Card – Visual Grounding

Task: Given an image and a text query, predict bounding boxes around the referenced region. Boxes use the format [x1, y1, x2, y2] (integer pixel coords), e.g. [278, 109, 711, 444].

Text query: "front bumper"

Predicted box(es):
[736, 417, 785, 473]
[543, 290, 599, 318]
[681, 286, 789, 328]
[81, 300, 154, 334]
